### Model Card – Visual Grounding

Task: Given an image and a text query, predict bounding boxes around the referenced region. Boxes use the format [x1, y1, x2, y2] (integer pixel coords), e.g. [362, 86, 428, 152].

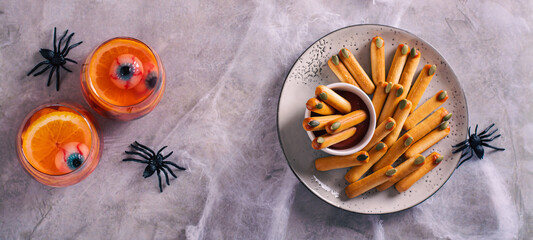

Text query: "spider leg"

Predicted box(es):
[161, 167, 170, 185]
[163, 161, 186, 170]
[63, 41, 83, 57]
[457, 149, 474, 168]
[481, 143, 505, 151]
[452, 144, 469, 154]
[27, 61, 50, 76]
[122, 158, 149, 164]
[481, 134, 501, 142]
[468, 126, 471, 136]
[60, 32, 75, 54]
[156, 169, 163, 192]
[480, 129, 498, 138]
[452, 140, 467, 148]
[130, 143, 154, 158]
[133, 141, 156, 156]
[125, 151, 151, 160]
[459, 148, 470, 159]
[55, 67, 60, 91]
[474, 124, 478, 135]
[57, 29, 69, 53]
[162, 151, 173, 160]
[478, 123, 495, 136]
[157, 146, 168, 156]
[60, 65, 72, 72]
[65, 58, 78, 64]
[53, 27, 57, 52]
[162, 165, 177, 178]
[31, 64, 52, 76]
[46, 66, 56, 86]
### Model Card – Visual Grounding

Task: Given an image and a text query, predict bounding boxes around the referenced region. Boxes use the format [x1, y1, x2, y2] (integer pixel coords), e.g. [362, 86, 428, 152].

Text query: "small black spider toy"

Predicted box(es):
[27, 27, 83, 91]
[452, 123, 505, 167]
[123, 141, 186, 192]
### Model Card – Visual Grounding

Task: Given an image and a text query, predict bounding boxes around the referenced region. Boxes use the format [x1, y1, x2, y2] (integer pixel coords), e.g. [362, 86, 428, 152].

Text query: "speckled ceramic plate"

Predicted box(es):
[277, 24, 468, 214]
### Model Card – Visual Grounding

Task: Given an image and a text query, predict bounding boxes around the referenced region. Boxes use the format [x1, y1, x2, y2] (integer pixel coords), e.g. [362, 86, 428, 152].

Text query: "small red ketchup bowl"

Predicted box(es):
[304, 83, 376, 156]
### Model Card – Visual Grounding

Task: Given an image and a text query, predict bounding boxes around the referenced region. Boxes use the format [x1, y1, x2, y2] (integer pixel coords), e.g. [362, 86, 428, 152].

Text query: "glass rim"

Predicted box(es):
[17, 103, 99, 177]
[84, 37, 164, 109]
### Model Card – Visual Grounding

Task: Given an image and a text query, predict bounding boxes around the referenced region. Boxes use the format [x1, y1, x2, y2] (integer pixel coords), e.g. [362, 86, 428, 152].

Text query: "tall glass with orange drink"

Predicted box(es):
[81, 37, 165, 120]
[16, 103, 102, 187]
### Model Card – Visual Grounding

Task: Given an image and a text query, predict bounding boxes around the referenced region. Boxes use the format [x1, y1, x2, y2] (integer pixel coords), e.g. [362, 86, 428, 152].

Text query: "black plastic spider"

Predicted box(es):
[452, 123, 505, 167]
[27, 27, 83, 91]
[123, 141, 186, 192]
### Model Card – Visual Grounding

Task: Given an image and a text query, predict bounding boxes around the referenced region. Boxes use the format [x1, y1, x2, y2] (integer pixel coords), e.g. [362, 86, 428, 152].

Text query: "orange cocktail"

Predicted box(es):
[81, 37, 165, 120]
[16, 103, 102, 187]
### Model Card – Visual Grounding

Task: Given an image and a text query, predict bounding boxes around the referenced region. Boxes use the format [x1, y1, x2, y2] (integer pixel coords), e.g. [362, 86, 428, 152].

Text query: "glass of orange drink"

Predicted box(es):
[81, 37, 165, 121]
[16, 103, 102, 187]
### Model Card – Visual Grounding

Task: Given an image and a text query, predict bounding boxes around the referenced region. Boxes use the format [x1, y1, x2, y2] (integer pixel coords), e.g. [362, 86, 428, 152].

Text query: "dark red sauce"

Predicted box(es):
[311, 90, 370, 150]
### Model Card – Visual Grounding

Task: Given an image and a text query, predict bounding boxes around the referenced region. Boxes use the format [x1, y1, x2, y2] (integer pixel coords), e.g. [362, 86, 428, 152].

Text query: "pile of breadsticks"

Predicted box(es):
[310, 37, 452, 198]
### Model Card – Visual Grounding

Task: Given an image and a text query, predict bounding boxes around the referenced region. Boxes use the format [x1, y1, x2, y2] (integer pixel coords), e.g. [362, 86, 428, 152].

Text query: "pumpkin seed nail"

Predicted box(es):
[376, 142, 385, 151]
[341, 48, 349, 59]
[376, 38, 383, 48]
[385, 121, 395, 130]
[357, 154, 369, 161]
[437, 91, 448, 101]
[439, 121, 449, 130]
[443, 113, 452, 121]
[410, 47, 417, 58]
[414, 156, 425, 165]
[386, 168, 397, 176]
[399, 99, 408, 109]
[385, 82, 393, 93]
[396, 86, 404, 97]
[331, 122, 341, 130]
[308, 120, 320, 127]
[332, 55, 339, 65]
[401, 45, 409, 55]
[404, 136, 414, 146]
[319, 92, 328, 101]
[428, 65, 437, 75]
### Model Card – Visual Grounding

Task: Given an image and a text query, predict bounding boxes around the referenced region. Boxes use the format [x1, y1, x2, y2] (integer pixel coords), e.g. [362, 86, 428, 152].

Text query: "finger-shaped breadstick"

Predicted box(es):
[405, 107, 450, 141]
[376, 155, 425, 191]
[383, 99, 412, 146]
[370, 36, 385, 86]
[325, 110, 367, 134]
[312, 127, 356, 150]
[328, 55, 360, 88]
[386, 44, 409, 84]
[372, 134, 414, 172]
[315, 151, 369, 171]
[395, 152, 443, 192]
[306, 98, 336, 115]
[345, 166, 396, 199]
[339, 48, 375, 94]
[303, 115, 343, 131]
[316, 85, 351, 114]
[405, 122, 450, 158]
[377, 83, 405, 125]
[372, 82, 391, 119]
[345, 142, 388, 183]
[363, 117, 395, 152]
[398, 48, 421, 93]
[407, 64, 437, 113]
[404, 90, 448, 130]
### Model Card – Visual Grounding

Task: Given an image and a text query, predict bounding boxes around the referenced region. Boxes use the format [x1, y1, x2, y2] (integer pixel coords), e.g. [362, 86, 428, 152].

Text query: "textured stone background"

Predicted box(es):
[0, 0, 531, 239]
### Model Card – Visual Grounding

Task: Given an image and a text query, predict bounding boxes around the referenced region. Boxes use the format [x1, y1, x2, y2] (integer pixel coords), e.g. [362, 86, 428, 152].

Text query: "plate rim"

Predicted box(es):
[276, 23, 469, 214]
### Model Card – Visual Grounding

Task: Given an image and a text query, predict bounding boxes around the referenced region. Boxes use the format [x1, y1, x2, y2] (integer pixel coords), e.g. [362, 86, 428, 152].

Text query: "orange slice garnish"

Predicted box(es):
[22, 111, 92, 175]
[88, 38, 157, 106]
